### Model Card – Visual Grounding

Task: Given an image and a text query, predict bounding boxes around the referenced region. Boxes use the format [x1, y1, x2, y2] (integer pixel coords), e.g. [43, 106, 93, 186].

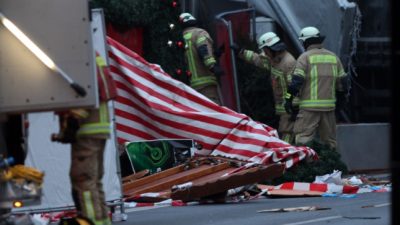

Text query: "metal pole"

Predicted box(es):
[97, 7, 125, 215]
[216, 8, 255, 19]
[191, 0, 197, 17]
[110, 100, 126, 215]
[251, 8, 257, 41]
[227, 21, 241, 113]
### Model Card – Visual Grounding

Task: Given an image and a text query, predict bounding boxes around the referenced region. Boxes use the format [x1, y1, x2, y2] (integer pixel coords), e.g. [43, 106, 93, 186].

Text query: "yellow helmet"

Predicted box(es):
[257, 32, 280, 49]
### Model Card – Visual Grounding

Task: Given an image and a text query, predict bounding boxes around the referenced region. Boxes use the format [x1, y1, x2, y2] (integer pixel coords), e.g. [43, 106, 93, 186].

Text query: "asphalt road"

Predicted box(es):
[117, 192, 391, 225]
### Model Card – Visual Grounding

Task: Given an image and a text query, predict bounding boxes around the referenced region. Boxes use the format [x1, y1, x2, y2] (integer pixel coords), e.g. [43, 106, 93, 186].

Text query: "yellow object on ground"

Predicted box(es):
[8, 164, 44, 184]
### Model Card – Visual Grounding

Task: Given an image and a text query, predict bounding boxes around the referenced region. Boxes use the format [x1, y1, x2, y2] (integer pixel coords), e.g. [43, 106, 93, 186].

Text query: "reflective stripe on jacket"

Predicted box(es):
[183, 27, 218, 90]
[293, 44, 346, 111]
[77, 102, 110, 138]
[96, 54, 118, 101]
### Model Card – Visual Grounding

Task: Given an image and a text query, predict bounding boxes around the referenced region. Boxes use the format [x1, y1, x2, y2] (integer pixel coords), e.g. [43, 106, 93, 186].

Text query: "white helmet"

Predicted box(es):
[179, 12, 196, 23]
[257, 32, 280, 49]
[298, 26, 320, 41]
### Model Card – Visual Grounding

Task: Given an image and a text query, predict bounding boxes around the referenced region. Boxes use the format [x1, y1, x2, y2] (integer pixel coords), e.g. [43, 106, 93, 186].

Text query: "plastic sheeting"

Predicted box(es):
[248, 0, 360, 70]
[16, 110, 122, 211]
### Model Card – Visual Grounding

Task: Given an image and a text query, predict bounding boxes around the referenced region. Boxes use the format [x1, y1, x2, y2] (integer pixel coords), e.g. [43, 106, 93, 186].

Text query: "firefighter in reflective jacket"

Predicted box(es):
[179, 12, 223, 105]
[232, 32, 297, 143]
[61, 54, 116, 225]
[284, 27, 348, 149]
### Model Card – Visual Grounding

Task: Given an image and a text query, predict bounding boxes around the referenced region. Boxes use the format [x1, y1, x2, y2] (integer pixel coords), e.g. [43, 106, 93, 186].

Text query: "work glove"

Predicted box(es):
[214, 44, 225, 58]
[230, 43, 242, 56]
[284, 93, 294, 114]
[210, 64, 224, 77]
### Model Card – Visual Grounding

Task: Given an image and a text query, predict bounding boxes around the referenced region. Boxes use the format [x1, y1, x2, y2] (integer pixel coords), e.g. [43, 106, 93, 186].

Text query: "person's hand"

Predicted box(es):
[284, 94, 294, 114]
[214, 44, 225, 58]
[289, 106, 299, 122]
[230, 43, 242, 56]
[210, 64, 224, 77]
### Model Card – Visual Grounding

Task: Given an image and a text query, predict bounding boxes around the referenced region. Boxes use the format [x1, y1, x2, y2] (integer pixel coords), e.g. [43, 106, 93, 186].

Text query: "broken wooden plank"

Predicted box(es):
[123, 158, 211, 192]
[170, 164, 285, 202]
[124, 191, 171, 203]
[124, 162, 231, 197]
[122, 169, 149, 183]
[123, 165, 185, 192]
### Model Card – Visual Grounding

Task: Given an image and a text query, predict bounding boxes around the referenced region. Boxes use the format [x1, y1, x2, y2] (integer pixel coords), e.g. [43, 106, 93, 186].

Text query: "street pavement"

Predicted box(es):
[117, 192, 391, 225]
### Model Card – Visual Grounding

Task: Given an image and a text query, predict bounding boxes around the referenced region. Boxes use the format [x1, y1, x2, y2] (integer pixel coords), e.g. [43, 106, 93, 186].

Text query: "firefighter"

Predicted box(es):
[231, 32, 297, 143]
[53, 54, 116, 225]
[284, 26, 348, 149]
[179, 12, 224, 105]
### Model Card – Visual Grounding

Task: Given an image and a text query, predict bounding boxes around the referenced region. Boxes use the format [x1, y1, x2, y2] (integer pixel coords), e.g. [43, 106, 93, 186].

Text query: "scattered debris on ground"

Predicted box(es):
[361, 203, 391, 208]
[257, 206, 331, 213]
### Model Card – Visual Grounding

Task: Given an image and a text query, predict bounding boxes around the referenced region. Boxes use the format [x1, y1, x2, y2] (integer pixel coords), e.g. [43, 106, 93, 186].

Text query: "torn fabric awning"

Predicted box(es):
[107, 37, 317, 168]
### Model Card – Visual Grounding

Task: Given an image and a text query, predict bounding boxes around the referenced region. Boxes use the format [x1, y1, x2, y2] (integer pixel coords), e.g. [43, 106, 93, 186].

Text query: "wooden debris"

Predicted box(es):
[122, 157, 285, 202]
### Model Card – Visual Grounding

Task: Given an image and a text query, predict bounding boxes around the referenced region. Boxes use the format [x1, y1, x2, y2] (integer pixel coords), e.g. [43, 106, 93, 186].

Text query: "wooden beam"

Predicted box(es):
[122, 157, 212, 192]
[122, 169, 149, 183]
[124, 162, 231, 197]
[123, 165, 185, 192]
[171, 164, 285, 202]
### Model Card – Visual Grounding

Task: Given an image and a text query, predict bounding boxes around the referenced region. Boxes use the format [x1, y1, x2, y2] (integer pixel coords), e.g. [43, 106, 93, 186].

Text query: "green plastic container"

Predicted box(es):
[125, 139, 193, 174]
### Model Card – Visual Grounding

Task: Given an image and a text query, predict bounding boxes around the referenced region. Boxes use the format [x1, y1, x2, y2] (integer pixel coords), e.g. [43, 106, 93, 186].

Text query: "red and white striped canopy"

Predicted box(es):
[107, 37, 317, 169]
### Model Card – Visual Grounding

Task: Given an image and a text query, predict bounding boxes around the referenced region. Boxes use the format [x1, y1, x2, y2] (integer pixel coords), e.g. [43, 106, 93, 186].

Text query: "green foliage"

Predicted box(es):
[91, 0, 168, 27]
[270, 141, 348, 185]
[91, 0, 188, 83]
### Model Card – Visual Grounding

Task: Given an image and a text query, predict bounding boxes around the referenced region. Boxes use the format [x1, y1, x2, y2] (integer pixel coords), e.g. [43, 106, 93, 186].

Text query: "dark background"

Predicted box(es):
[390, 0, 399, 224]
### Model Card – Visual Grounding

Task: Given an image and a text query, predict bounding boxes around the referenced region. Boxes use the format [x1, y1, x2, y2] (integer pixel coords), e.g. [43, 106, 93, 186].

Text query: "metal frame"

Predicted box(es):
[92, 7, 126, 217]
[215, 8, 256, 113]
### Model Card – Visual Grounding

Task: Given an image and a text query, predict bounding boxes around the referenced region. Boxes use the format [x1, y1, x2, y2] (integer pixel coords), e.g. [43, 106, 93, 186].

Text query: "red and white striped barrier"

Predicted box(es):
[272, 182, 389, 194]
